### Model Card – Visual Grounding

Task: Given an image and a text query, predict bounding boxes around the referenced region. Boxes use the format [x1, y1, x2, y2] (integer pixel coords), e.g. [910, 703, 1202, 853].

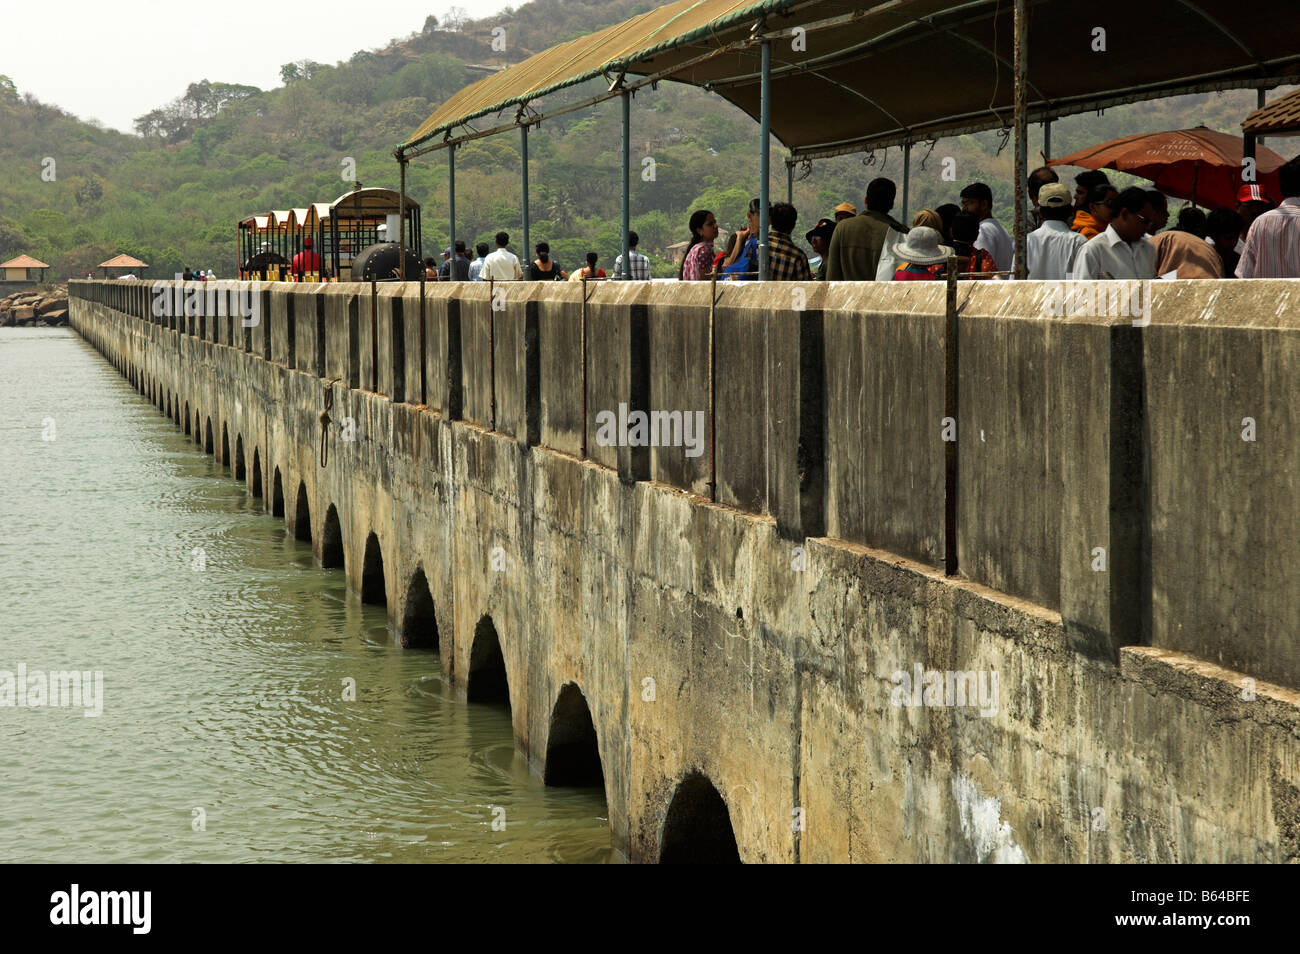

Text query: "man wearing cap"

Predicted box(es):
[805, 218, 836, 280]
[1234, 183, 1275, 255]
[1237, 157, 1300, 278]
[833, 202, 857, 222]
[291, 235, 321, 279]
[1026, 182, 1088, 280]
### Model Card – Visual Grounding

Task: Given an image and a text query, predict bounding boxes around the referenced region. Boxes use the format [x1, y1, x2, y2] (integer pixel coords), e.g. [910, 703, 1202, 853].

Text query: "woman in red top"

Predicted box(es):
[570, 251, 606, 281]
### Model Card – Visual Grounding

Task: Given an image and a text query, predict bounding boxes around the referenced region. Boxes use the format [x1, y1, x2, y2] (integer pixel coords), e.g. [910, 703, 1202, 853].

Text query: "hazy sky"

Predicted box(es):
[4, 0, 515, 133]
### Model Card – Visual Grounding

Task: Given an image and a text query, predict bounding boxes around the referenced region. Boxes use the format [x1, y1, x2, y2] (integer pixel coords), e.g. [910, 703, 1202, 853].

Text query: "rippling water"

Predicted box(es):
[0, 327, 614, 863]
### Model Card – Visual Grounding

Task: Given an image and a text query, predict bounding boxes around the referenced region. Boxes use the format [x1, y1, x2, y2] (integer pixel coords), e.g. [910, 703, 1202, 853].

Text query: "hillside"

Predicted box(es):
[0, 2, 1295, 279]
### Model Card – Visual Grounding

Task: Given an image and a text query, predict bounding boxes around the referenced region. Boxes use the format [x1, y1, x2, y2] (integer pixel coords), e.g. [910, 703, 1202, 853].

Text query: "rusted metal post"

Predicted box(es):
[448, 143, 457, 280]
[580, 278, 589, 459]
[521, 124, 531, 264]
[708, 273, 718, 501]
[398, 154, 408, 280]
[1012, 0, 1028, 279]
[944, 257, 959, 576]
[758, 37, 771, 280]
[902, 142, 912, 222]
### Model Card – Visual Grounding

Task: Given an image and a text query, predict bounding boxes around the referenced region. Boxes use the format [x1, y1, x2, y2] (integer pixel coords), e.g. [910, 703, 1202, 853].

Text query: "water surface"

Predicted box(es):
[0, 327, 613, 863]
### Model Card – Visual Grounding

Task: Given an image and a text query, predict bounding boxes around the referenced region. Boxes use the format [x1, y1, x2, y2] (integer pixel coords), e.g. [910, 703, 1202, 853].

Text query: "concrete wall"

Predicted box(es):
[68, 277, 1300, 863]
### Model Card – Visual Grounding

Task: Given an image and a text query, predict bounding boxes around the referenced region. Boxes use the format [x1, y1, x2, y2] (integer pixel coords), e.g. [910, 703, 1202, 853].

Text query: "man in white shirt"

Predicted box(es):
[1072, 187, 1157, 280]
[481, 231, 523, 281]
[1026, 183, 1088, 280]
[959, 181, 1013, 271]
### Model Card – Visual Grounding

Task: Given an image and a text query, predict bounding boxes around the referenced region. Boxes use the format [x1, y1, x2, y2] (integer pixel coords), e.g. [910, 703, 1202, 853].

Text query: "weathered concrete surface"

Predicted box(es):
[69, 278, 1300, 863]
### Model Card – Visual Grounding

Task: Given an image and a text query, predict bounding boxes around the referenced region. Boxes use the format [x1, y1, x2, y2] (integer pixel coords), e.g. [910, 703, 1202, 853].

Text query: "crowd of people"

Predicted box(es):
[249, 152, 1299, 287]
[664, 152, 1299, 284]
[418, 230, 652, 283]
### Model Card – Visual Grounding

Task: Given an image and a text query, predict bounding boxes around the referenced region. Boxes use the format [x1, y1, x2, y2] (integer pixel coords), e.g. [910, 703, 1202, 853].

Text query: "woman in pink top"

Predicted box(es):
[680, 209, 719, 281]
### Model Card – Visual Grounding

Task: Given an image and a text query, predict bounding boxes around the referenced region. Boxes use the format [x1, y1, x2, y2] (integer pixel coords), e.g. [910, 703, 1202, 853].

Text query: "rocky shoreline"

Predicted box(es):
[1, 287, 69, 327]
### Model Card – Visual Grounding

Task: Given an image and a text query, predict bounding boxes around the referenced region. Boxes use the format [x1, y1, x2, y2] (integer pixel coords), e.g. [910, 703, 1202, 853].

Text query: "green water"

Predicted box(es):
[0, 327, 614, 863]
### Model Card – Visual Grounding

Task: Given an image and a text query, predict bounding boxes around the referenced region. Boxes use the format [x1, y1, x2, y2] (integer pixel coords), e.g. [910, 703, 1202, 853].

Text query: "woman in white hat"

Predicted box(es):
[888, 225, 955, 281]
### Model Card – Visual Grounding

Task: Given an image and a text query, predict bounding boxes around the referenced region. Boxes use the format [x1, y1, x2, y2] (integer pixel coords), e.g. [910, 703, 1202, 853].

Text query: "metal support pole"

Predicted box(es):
[1043, 119, 1052, 160]
[448, 143, 457, 280]
[1256, 87, 1267, 150]
[944, 258, 958, 576]
[621, 90, 631, 279]
[398, 155, 408, 280]
[1011, 0, 1028, 280]
[902, 142, 912, 222]
[758, 37, 771, 280]
[521, 125, 530, 266]
[787, 163, 794, 205]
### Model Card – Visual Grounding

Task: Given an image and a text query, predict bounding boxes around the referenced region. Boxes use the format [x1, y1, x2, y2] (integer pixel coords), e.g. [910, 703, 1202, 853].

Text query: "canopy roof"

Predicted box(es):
[400, 0, 1300, 160]
[1244, 87, 1300, 136]
[99, 253, 148, 269]
[328, 187, 419, 219]
[1, 254, 49, 269]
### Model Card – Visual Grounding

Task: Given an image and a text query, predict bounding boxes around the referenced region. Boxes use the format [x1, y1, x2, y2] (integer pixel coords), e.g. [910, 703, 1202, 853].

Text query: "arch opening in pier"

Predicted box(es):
[320, 504, 344, 569]
[194, 413, 202, 446]
[183, 403, 190, 435]
[221, 424, 230, 471]
[467, 615, 509, 706]
[544, 683, 604, 788]
[271, 468, 284, 518]
[234, 435, 245, 481]
[660, 773, 741, 864]
[361, 532, 386, 605]
[251, 448, 263, 498]
[204, 418, 213, 455]
[293, 482, 311, 543]
[400, 567, 438, 649]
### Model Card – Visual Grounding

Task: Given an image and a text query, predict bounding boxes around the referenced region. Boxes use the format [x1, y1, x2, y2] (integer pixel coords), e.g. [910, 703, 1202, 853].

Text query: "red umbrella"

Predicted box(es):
[1047, 126, 1287, 208]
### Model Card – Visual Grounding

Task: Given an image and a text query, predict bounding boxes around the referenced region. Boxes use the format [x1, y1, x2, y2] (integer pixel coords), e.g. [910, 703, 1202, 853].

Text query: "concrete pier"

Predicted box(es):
[69, 277, 1300, 862]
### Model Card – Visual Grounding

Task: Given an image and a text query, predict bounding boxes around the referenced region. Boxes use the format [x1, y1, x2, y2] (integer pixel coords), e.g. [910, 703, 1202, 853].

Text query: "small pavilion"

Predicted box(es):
[99, 253, 149, 279]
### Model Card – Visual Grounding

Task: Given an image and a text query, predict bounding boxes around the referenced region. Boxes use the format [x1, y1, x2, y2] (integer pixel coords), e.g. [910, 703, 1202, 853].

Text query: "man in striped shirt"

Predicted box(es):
[1237, 158, 1300, 278]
